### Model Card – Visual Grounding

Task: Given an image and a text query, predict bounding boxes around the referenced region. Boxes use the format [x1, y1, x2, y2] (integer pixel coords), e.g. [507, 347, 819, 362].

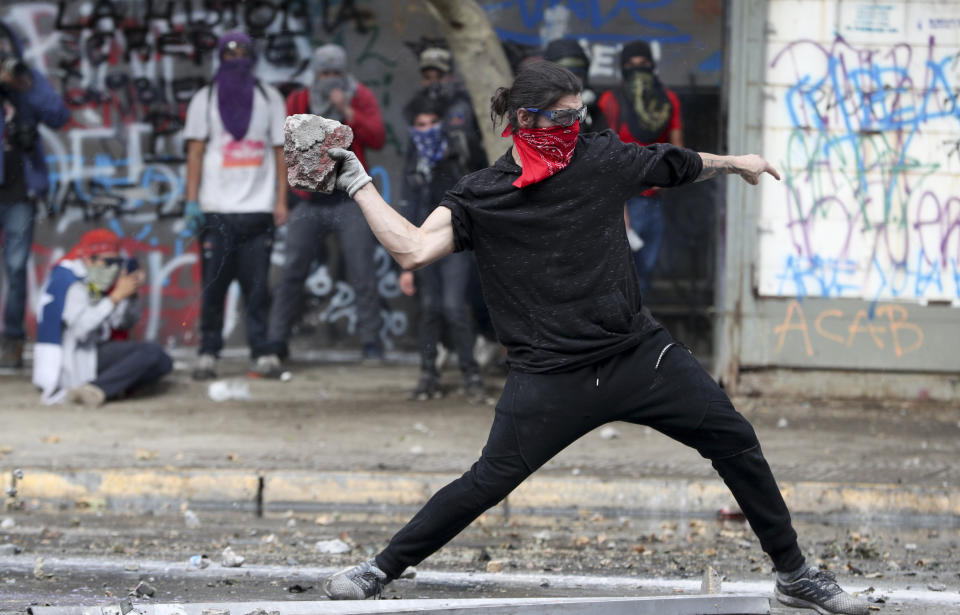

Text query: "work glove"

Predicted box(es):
[328, 148, 372, 198]
[184, 200, 205, 235]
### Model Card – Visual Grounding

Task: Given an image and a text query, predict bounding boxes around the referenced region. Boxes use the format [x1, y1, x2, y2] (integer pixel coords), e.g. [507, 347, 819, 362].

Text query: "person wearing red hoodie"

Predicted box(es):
[262, 44, 386, 374]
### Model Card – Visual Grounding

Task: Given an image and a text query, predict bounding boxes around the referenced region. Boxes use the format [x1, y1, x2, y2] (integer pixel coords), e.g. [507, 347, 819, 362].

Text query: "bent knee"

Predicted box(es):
[696, 400, 760, 459]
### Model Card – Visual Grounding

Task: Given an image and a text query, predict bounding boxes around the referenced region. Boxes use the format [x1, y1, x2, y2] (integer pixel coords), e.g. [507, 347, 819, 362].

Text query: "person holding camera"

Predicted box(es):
[32, 229, 172, 407]
[0, 21, 70, 368]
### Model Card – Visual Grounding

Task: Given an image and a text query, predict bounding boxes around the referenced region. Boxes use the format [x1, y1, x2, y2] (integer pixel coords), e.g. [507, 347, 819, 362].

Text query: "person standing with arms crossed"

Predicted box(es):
[316, 62, 869, 615]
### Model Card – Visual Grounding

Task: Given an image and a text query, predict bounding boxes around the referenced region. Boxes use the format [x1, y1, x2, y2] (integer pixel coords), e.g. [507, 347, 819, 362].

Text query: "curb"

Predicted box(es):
[10, 468, 960, 518]
[2, 555, 958, 608]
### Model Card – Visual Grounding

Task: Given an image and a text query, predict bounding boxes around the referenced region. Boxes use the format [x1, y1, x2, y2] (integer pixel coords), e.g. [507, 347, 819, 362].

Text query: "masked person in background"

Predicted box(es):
[183, 31, 288, 380]
[263, 44, 386, 373]
[543, 38, 604, 133]
[599, 40, 683, 294]
[32, 229, 171, 407]
[414, 45, 498, 370]
[398, 94, 484, 402]
[0, 20, 70, 369]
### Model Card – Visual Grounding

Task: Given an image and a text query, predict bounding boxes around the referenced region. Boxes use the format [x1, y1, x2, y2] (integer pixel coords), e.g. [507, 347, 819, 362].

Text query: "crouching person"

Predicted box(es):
[32, 229, 172, 406]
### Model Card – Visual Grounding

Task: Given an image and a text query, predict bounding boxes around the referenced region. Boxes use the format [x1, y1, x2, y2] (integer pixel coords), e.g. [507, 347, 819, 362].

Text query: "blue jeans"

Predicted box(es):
[626, 194, 664, 295]
[0, 200, 35, 341]
[267, 198, 382, 357]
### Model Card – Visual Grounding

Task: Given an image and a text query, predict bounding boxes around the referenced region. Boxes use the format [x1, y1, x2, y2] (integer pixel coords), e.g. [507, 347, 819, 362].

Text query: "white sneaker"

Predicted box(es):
[67, 383, 106, 408]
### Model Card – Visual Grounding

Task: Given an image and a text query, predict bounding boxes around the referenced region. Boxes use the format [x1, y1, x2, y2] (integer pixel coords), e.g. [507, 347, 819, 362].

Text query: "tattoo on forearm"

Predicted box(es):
[695, 156, 736, 182]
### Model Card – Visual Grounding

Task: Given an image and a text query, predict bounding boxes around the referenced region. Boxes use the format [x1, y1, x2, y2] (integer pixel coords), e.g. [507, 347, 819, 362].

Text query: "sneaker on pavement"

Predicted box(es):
[360, 342, 385, 366]
[322, 559, 389, 600]
[775, 566, 870, 615]
[67, 383, 106, 408]
[253, 354, 283, 378]
[409, 373, 442, 401]
[0, 337, 23, 369]
[464, 373, 486, 403]
[192, 354, 217, 380]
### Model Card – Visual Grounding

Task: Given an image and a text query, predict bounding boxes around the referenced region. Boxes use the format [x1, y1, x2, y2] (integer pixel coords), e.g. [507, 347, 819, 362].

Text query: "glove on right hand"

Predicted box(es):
[184, 200, 204, 235]
[328, 148, 373, 198]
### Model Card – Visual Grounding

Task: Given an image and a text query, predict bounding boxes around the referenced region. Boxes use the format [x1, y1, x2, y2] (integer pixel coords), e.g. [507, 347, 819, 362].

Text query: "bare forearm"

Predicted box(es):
[696, 153, 781, 185]
[352, 184, 428, 269]
[185, 141, 204, 201]
[695, 153, 738, 182]
[274, 147, 287, 208]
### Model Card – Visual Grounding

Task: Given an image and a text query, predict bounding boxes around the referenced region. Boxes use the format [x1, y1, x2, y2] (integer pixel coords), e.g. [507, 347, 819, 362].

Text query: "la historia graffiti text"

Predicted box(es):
[770, 33, 960, 301]
[773, 299, 924, 359]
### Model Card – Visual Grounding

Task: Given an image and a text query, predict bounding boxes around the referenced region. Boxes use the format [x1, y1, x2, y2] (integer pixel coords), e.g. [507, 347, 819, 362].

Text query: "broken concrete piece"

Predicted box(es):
[221, 546, 245, 568]
[314, 538, 351, 554]
[284, 114, 354, 194]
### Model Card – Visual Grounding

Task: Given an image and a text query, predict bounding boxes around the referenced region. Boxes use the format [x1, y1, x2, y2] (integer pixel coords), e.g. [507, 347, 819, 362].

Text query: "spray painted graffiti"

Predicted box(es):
[482, 0, 723, 85]
[760, 28, 960, 304]
[1, 0, 413, 350]
[773, 299, 924, 358]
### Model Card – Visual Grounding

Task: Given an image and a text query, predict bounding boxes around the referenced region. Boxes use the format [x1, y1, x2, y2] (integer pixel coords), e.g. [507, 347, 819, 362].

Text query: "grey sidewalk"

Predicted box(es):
[1, 360, 958, 518]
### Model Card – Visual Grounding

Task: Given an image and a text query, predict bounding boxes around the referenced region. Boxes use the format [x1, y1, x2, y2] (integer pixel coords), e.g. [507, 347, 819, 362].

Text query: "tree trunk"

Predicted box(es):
[422, 0, 513, 165]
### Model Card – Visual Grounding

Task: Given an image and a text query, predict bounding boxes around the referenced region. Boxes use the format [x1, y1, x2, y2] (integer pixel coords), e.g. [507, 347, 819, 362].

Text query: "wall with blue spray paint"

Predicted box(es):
[726, 0, 960, 374]
[0, 0, 724, 356]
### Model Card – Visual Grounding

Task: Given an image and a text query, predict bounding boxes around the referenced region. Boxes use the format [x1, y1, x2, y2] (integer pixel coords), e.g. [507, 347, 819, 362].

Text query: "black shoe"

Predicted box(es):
[360, 342, 385, 366]
[409, 373, 441, 401]
[775, 567, 869, 615]
[0, 338, 24, 369]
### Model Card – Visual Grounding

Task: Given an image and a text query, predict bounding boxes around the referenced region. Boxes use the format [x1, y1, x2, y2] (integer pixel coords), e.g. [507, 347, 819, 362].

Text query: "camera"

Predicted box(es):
[0, 50, 28, 81]
[2, 115, 38, 153]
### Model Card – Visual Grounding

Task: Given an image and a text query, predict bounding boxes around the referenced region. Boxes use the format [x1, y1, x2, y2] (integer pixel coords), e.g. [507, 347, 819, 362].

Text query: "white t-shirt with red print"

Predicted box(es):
[183, 83, 285, 214]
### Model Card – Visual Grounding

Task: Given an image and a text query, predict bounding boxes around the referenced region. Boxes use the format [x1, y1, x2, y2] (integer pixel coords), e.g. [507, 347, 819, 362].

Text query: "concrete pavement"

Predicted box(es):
[1, 358, 958, 519]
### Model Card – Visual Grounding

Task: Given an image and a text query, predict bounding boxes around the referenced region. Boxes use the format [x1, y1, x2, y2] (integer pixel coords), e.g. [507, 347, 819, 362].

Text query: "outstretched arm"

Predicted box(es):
[329, 149, 455, 271]
[696, 153, 780, 185]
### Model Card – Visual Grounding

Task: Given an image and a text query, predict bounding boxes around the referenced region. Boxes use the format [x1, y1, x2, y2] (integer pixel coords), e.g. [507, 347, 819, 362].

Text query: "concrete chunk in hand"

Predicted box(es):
[284, 114, 354, 194]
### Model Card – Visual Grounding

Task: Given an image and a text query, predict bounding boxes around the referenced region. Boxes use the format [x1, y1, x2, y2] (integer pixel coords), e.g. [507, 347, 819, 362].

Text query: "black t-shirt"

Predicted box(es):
[440, 129, 703, 373]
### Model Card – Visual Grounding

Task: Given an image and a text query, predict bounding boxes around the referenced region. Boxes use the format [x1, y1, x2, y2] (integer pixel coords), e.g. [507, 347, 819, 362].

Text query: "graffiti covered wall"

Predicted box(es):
[0, 0, 723, 354]
[758, 0, 960, 304]
[721, 0, 960, 376]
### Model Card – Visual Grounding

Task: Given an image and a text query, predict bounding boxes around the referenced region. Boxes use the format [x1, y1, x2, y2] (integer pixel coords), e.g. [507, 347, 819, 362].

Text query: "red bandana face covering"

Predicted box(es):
[503, 121, 580, 188]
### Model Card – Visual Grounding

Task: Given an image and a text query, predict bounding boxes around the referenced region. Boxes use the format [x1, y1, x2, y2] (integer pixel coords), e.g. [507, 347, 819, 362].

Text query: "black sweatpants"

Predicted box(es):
[375, 328, 804, 578]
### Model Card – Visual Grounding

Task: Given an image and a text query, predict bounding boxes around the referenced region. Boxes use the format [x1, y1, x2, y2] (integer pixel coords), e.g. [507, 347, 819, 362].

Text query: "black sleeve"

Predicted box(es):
[438, 177, 474, 252]
[615, 139, 703, 191]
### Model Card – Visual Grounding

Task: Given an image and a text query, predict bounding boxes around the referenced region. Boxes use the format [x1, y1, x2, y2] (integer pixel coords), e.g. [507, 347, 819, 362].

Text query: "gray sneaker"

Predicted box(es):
[464, 373, 486, 403]
[253, 354, 283, 378]
[322, 560, 388, 600]
[192, 354, 217, 381]
[775, 567, 869, 615]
